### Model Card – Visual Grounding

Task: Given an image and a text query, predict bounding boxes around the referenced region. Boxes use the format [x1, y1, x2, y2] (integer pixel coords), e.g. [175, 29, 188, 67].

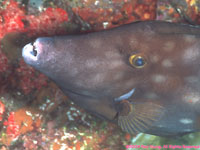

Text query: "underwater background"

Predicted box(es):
[0, 0, 200, 149]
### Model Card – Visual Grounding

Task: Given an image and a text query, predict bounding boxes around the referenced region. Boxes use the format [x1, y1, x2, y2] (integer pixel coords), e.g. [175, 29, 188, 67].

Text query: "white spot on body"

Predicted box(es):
[91, 73, 106, 84]
[162, 59, 173, 67]
[179, 118, 193, 124]
[152, 74, 167, 83]
[183, 45, 200, 63]
[163, 41, 175, 52]
[151, 55, 159, 63]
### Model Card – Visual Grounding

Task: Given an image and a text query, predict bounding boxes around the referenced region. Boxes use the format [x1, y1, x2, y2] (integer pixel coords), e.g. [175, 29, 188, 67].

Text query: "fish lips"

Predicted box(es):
[22, 42, 39, 65]
[23, 37, 58, 68]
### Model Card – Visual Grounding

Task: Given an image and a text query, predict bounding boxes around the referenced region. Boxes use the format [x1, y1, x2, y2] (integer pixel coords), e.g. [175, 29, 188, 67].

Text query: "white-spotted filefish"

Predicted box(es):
[22, 21, 200, 136]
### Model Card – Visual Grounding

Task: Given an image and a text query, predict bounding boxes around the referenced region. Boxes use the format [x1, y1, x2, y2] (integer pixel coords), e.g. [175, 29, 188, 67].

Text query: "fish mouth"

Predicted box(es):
[114, 88, 135, 102]
[22, 41, 40, 63]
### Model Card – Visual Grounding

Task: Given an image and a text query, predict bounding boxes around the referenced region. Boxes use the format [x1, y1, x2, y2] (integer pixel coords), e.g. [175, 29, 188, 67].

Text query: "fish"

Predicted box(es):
[22, 21, 200, 136]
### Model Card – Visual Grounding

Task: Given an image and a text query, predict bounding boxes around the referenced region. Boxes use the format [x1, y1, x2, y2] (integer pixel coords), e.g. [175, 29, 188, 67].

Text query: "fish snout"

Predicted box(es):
[22, 43, 37, 63]
[22, 38, 45, 66]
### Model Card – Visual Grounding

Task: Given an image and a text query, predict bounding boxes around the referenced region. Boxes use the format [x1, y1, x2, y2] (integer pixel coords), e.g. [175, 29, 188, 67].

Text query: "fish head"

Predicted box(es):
[22, 31, 149, 120]
[22, 35, 145, 99]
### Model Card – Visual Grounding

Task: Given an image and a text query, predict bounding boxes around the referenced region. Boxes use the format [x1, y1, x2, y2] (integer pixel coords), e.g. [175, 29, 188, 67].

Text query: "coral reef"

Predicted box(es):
[0, 0, 68, 39]
[157, 0, 200, 23]
[16, 60, 47, 94]
[72, 0, 157, 30]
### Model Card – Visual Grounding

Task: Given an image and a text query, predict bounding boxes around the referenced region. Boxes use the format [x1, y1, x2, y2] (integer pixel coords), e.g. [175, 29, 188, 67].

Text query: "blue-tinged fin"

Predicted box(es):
[117, 100, 165, 134]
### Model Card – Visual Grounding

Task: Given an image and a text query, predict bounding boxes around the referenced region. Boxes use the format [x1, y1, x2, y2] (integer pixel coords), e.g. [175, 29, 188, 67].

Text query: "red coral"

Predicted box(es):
[0, 0, 26, 39]
[133, 0, 157, 20]
[16, 59, 48, 94]
[0, 0, 68, 40]
[2, 108, 42, 146]
[185, 0, 200, 24]
[72, 0, 157, 30]
[3, 112, 20, 139]
[0, 100, 5, 121]
[26, 7, 68, 36]
[157, 0, 200, 24]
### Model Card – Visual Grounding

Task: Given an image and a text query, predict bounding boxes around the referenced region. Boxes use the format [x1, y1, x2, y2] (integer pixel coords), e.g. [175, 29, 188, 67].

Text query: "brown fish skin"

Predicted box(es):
[22, 21, 200, 136]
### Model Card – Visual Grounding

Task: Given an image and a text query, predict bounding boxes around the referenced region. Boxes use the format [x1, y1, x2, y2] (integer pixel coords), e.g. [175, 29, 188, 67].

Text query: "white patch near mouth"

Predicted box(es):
[114, 88, 135, 102]
[22, 43, 38, 61]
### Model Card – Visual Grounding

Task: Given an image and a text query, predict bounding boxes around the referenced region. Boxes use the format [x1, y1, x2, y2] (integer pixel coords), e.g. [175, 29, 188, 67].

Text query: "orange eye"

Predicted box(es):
[129, 54, 146, 68]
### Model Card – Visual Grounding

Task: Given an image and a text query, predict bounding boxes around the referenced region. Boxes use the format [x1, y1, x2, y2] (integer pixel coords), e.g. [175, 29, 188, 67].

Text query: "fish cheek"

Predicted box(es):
[64, 90, 117, 120]
[150, 74, 183, 93]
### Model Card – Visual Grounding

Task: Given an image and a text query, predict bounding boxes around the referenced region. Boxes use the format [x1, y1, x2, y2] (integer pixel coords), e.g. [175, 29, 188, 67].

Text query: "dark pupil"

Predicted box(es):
[135, 57, 144, 66]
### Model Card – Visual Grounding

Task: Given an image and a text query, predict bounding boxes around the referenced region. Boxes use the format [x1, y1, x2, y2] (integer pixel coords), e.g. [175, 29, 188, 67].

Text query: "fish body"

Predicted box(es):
[22, 21, 200, 136]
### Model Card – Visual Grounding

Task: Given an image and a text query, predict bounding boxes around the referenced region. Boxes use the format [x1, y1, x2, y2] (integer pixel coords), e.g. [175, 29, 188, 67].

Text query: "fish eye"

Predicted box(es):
[129, 54, 146, 68]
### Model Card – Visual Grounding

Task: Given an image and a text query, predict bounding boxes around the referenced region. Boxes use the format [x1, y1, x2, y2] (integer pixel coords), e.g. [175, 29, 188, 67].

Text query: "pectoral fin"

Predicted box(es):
[117, 100, 165, 134]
